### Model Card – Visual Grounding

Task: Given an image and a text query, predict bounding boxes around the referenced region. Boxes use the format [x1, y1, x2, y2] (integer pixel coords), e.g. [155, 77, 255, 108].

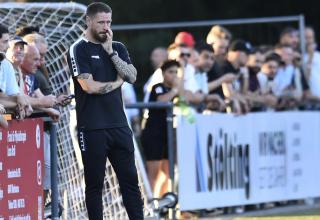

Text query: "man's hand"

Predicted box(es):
[24, 104, 33, 117]
[57, 94, 72, 107]
[102, 28, 113, 54]
[206, 94, 226, 111]
[221, 73, 237, 83]
[39, 95, 58, 108]
[16, 106, 26, 120]
[47, 108, 60, 122]
[16, 94, 29, 109]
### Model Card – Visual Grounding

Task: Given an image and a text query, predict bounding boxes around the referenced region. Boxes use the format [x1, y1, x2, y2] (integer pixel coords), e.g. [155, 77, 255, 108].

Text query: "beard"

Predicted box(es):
[91, 29, 107, 43]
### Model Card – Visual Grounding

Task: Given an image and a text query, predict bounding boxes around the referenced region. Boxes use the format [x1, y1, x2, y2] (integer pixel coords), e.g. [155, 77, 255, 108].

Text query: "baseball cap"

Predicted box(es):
[174, 31, 195, 47]
[9, 36, 28, 48]
[229, 39, 252, 54]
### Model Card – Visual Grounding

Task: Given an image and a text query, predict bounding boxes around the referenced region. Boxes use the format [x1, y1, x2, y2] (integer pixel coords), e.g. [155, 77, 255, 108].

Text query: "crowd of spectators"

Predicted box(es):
[0, 24, 70, 215]
[138, 25, 320, 199]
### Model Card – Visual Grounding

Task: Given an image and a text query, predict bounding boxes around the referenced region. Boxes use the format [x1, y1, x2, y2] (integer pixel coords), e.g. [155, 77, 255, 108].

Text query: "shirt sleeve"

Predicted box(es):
[149, 84, 166, 102]
[3, 60, 19, 95]
[114, 42, 132, 64]
[68, 41, 90, 77]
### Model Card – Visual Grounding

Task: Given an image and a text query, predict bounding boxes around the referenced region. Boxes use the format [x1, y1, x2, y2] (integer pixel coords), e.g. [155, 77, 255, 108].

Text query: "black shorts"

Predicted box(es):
[141, 128, 168, 161]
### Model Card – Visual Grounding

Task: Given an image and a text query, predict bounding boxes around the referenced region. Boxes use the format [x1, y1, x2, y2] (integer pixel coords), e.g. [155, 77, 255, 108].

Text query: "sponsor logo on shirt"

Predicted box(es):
[91, 55, 100, 59]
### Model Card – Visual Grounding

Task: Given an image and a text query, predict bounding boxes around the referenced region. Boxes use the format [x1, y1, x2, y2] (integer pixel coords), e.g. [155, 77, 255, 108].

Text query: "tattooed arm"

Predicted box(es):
[110, 55, 137, 84]
[76, 73, 124, 95]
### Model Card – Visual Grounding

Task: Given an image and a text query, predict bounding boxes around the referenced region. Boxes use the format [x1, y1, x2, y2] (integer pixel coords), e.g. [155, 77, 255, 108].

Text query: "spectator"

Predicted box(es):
[6, 36, 28, 93]
[274, 44, 306, 99]
[194, 43, 225, 111]
[23, 33, 51, 94]
[20, 44, 60, 117]
[0, 26, 21, 96]
[218, 40, 252, 113]
[279, 27, 299, 51]
[150, 47, 168, 70]
[0, 24, 29, 119]
[206, 25, 232, 63]
[141, 60, 182, 197]
[246, 48, 265, 92]
[144, 43, 201, 105]
[257, 52, 282, 95]
[304, 26, 320, 97]
[206, 25, 238, 107]
[174, 31, 199, 67]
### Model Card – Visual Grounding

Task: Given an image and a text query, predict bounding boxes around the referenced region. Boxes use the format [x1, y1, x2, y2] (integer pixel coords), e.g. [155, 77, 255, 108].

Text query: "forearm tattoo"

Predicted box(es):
[97, 78, 123, 94]
[111, 55, 137, 83]
[98, 84, 114, 94]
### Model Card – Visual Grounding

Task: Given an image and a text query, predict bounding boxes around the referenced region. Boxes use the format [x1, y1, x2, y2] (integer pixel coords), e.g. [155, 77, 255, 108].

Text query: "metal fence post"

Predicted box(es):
[166, 105, 176, 220]
[299, 14, 306, 68]
[50, 122, 59, 219]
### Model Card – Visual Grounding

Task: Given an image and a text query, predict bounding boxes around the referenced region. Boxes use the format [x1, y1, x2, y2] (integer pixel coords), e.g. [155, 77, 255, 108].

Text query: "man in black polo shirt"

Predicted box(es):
[67, 2, 143, 220]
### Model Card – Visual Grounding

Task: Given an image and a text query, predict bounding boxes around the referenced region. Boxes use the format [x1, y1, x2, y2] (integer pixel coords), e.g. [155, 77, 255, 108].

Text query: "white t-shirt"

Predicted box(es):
[122, 82, 139, 121]
[194, 71, 209, 94]
[0, 59, 20, 95]
[143, 64, 200, 102]
[304, 51, 320, 97]
[257, 72, 278, 95]
[273, 64, 295, 96]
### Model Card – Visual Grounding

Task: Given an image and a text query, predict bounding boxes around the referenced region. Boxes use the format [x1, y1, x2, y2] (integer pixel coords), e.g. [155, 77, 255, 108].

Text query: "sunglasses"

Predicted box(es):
[180, 53, 191, 58]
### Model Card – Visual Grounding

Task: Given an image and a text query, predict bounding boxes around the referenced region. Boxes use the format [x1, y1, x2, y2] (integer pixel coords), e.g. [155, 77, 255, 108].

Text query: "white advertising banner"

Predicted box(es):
[177, 111, 320, 211]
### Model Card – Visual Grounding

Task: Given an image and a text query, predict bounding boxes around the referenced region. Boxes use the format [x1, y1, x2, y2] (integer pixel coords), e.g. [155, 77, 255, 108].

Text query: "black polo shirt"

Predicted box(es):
[67, 38, 131, 130]
[207, 60, 240, 98]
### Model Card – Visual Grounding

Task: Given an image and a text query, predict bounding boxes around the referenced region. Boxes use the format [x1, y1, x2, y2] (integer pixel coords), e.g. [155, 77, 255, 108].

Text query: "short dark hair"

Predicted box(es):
[16, 26, 40, 37]
[160, 60, 180, 72]
[0, 24, 9, 39]
[194, 42, 214, 54]
[280, 27, 297, 39]
[86, 2, 112, 17]
[264, 52, 281, 65]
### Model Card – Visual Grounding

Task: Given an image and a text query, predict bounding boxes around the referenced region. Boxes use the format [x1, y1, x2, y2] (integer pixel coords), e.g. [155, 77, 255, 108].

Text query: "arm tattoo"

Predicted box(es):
[97, 78, 123, 94]
[111, 55, 137, 83]
[97, 84, 114, 94]
[77, 73, 91, 79]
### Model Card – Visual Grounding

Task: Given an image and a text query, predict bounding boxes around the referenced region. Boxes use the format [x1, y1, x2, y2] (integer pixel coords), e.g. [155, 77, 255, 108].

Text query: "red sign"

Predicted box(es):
[0, 118, 44, 220]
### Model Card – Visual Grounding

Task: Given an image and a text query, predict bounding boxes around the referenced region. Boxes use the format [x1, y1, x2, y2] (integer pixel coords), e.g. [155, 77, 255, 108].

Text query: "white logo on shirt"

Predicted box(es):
[155, 87, 164, 94]
[91, 55, 100, 59]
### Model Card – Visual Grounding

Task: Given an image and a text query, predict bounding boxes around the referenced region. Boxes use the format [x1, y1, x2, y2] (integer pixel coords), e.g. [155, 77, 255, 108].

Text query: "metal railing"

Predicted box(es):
[125, 102, 177, 220]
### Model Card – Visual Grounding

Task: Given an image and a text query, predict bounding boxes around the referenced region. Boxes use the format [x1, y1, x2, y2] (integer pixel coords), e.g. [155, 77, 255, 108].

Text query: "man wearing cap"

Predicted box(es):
[0, 24, 30, 119]
[6, 36, 28, 93]
[219, 40, 252, 113]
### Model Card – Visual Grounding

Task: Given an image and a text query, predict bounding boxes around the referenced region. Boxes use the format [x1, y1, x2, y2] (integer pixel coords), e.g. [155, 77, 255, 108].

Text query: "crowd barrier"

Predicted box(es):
[0, 115, 59, 220]
[177, 111, 320, 211]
